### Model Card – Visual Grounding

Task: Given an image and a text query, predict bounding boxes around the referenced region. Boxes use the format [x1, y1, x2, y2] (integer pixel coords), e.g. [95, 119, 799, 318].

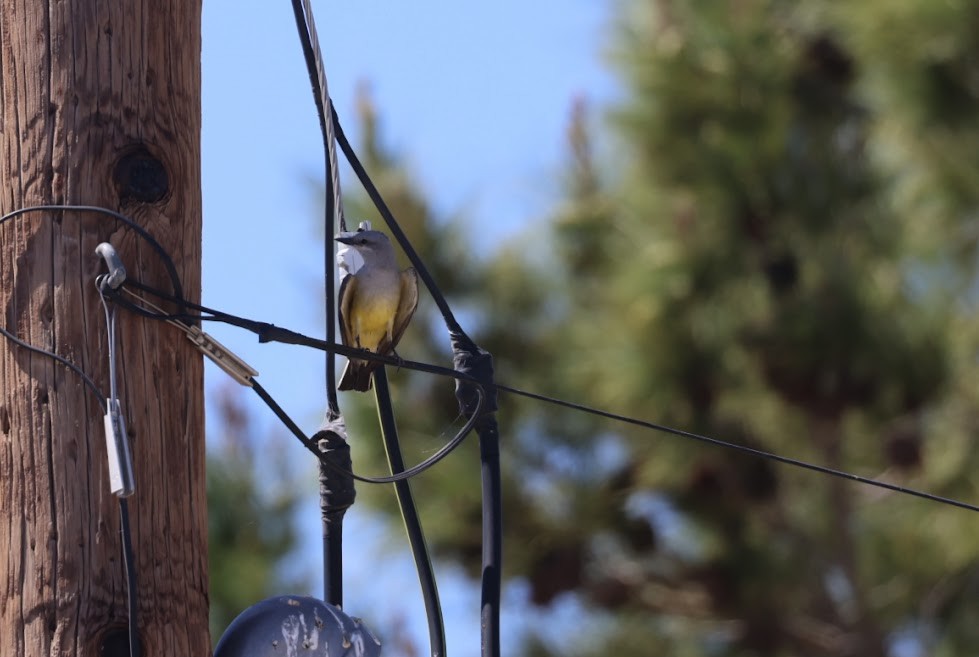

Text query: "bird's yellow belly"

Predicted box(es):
[352, 295, 399, 351]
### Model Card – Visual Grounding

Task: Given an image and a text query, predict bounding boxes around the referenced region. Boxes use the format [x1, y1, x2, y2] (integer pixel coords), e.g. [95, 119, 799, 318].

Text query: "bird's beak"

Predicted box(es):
[335, 232, 358, 245]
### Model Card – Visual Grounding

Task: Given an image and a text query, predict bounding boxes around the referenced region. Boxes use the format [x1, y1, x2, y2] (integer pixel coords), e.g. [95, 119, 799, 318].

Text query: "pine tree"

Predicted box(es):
[481, 1, 979, 654]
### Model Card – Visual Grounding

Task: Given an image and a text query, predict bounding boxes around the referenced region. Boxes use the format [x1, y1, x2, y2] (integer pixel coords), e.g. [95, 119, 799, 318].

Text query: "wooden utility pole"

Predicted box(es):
[0, 1, 208, 655]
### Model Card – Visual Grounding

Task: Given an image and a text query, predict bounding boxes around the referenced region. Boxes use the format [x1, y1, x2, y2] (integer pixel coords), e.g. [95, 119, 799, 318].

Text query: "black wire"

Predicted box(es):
[288, 0, 345, 605]
[288, 0, 329, 151]
[119, 498, 140, 657]
[321, 521, 344, 608]
[0, 205, 187, 316]
[477, 419, 501, 657]
[319, 69, 343, 608]
[0, 325, 108, 413]
[494, 382, 979, 514]
[251, 376, 484, 485]
[286, 0, 341, 414]
[374, 368, 446, 657]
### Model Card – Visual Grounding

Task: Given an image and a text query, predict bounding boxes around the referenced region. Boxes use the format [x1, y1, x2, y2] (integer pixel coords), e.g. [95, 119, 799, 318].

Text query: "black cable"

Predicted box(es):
[494, 382, 979, 514]
[288, 0, 329, 153]
[119, 498, 140, 657]
[448, 342, 501, 657]
[0, 325, 108, 413]
[477, 419, 501, 657]
[317, 428, 353, 608]
[374, 368, 446, 657]
[288, 0, 345, 605]
[319, 67, 344, 607]
[286, 0, 341, 410]
[321, 520, 344, 607]
[0, 205, 187, 316]
[251, 375, 484, 485]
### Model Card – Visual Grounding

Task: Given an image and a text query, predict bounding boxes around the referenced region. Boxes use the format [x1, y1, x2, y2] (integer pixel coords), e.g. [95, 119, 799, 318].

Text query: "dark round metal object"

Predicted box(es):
[214, 595, 381, 657]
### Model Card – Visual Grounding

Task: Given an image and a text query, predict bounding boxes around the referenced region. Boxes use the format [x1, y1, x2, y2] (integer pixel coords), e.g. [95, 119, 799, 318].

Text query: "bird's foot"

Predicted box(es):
[391, 349, 406, 373]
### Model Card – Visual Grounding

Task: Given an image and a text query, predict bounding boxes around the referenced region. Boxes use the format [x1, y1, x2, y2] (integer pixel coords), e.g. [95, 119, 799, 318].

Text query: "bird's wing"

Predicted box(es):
[338, 274, 357, 348]
[384, 267, 419, 354]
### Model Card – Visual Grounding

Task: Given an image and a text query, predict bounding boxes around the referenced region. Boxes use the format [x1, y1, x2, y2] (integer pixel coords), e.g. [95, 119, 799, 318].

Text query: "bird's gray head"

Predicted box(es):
[334, 230, 394, 254]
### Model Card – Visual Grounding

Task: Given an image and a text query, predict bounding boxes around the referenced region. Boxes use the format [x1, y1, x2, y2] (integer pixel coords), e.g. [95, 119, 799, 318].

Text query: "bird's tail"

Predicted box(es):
[338, 359, 375, 392]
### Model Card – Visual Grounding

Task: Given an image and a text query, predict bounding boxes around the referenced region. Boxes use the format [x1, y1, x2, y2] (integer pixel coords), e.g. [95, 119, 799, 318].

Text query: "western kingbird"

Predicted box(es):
[335, 230, 419, 392]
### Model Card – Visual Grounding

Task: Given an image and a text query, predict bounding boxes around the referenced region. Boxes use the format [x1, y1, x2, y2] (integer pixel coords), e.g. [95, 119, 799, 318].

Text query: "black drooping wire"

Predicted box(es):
[493, 382, 979, 514]
[374, 368, 446, 657]
[250, 374, 484, 485]
[118, 498, 140, 657]
[0, 325, 106, 409]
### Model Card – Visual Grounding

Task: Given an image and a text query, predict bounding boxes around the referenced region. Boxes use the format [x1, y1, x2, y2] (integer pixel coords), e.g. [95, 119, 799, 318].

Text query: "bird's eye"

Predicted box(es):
[359, 238, 368, 245]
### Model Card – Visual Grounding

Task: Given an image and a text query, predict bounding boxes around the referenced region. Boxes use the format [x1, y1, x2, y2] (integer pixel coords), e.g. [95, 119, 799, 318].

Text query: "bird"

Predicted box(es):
[335, 229, 419, 392]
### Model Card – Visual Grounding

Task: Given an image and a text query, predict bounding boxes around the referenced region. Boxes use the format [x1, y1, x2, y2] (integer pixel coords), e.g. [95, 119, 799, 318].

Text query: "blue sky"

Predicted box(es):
[201, 2, 619, 653]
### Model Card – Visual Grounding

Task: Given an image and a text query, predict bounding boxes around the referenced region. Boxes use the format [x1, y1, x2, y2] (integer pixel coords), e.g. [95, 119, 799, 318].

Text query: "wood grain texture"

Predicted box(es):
[0, 1, 207, 654]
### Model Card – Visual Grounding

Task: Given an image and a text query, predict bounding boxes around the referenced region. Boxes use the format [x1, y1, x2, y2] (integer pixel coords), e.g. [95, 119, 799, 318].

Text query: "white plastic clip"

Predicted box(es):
[103, 399, 136, 497]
